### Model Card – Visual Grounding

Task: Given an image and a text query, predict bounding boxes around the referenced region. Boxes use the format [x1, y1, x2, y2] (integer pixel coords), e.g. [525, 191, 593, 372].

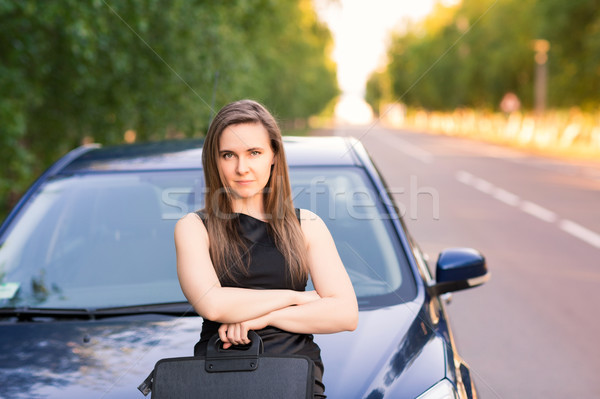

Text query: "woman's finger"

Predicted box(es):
[240, 323, 250, 345]
[219, 322, 252, 347]
[218, 324, 228, 342]
[227, 323, 240, 345]
[218, 324, 232, 349]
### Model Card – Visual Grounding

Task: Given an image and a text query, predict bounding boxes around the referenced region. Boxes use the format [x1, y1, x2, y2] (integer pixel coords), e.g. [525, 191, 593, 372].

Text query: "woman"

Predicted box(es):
[175, 99, 358, 398]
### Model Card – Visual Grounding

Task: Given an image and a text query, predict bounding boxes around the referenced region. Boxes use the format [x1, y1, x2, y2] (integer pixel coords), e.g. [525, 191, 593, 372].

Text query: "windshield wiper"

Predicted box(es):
[0, 302, 197, 321]
[93, 302, 197, 318]
[0, 307, 95, 321]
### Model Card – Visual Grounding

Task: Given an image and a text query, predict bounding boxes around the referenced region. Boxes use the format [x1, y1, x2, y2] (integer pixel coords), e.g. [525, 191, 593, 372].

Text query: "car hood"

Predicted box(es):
[0, 301, 446, 399]
[317, 300, 447, 398]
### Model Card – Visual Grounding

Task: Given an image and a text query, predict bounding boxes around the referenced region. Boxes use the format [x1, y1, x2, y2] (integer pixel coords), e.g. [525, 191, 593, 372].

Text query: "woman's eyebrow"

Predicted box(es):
[219, 147, 264, 154]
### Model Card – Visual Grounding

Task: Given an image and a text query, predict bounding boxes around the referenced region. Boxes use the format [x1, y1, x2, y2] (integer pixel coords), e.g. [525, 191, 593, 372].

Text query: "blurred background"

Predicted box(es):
[1, 0, 340, 218]
[1, 1, 600, 396]
[2, 0, 600, 218]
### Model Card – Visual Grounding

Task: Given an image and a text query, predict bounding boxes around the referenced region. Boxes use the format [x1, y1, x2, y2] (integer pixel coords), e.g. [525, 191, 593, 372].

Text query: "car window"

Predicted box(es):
[0, 172, 202, 310]
[290, 167, 416, 307]
[0, 167, 415, 310]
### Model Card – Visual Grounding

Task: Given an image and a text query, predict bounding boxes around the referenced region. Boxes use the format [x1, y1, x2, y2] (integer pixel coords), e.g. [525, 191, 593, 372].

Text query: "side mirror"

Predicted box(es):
[428, 248, 489, 296]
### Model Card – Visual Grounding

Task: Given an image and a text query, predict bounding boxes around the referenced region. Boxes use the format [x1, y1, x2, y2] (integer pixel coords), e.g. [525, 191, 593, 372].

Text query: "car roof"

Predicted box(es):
[59, 136, 362, 173]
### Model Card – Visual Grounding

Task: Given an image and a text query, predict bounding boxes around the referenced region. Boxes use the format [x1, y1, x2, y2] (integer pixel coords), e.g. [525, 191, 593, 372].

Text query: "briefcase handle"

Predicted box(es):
[205, 330, 264, 373]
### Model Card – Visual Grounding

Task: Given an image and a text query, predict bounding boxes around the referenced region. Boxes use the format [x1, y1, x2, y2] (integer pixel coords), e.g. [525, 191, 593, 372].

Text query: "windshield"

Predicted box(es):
[0, 167, 415, 310]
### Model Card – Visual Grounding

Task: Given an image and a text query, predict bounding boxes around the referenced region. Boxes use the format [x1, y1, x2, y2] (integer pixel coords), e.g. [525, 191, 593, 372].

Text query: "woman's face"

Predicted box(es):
[217, 122, 275, 204]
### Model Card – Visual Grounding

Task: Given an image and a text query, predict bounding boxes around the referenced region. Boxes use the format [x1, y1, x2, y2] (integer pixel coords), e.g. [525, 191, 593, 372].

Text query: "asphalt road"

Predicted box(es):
[313, 125, 600, 398]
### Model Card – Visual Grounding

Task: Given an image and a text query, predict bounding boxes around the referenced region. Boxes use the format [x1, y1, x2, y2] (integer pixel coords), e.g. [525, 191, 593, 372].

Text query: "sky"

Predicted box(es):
[313, 0, 460, 123]
[314, 0, 451, 97]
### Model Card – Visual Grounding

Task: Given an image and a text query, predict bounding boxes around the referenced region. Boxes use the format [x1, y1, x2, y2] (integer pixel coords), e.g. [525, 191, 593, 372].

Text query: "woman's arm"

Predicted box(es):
[265, 209, 358, 333]
[218, 209, 358, 346]
[175, 213, 318, 323]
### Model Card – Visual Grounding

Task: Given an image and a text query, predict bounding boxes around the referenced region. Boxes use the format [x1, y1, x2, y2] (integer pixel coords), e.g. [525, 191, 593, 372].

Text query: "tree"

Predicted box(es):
[0, 0, 338, 220]
[378, 0, 600, 111]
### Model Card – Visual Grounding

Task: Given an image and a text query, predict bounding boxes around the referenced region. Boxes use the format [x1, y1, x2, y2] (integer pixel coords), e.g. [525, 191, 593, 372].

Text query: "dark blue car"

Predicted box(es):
[0, 136, 488, 398]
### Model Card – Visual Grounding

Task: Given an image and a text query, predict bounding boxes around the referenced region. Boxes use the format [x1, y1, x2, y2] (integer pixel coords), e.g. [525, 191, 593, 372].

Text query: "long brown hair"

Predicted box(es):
[201, 99, 309, 285]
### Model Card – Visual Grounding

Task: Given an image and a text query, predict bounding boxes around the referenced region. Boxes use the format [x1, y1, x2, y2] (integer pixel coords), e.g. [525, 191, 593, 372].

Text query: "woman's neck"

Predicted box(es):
[231, 197, 266, 220]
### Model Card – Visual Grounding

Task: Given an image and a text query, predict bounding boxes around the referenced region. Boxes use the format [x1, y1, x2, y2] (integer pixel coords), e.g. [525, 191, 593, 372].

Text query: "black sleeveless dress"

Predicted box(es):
[193, 210, 326, 398]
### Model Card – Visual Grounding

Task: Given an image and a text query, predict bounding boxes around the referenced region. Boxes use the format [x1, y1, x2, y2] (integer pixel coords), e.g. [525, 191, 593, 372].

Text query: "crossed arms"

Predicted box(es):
[175, 209, 358, 348]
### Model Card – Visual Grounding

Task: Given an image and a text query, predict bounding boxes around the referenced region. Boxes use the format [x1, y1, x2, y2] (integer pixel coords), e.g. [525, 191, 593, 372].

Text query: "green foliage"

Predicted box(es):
[535, 0, 600, 109]
[370, 0, 600, 112]
[365, 70, 392, 115]
[0, 0, 338, 220]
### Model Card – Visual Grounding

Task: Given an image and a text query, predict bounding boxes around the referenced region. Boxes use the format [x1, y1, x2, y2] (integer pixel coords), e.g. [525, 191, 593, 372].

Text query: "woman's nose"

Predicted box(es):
[236, 157, 249, 174]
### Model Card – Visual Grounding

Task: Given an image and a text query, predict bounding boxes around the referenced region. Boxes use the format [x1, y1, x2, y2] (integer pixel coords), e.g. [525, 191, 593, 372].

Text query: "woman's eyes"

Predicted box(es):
[222, 151, 260, 159]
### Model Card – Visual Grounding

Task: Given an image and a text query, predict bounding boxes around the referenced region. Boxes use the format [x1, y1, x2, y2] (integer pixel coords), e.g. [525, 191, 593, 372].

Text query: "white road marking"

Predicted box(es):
[491, 187, 520, 206]
[520, 201, 558, 223]
[455, 170, 600, 249]
[559, 220, 600, 249]
[378, 134, 434, 164]
[455, 170, 474, 184]
[397, 139, 434, 163]
[473, 178, 494, 194]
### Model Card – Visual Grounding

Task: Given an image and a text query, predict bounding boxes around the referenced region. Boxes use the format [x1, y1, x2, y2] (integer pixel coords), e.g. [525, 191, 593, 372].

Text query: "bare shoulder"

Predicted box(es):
[298, 209, 329, 240]
[298, 208, 321, 226]
[175, 212, 208, 241]
[176, 211, 204, 228]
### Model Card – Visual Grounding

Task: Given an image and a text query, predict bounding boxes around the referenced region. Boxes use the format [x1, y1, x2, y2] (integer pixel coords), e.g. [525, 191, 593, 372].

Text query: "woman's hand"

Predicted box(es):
[218, 314, 270, 349]
[258, 210, 358, 335]
[176, 214, 319, 324]
[217, 290, 320, 349]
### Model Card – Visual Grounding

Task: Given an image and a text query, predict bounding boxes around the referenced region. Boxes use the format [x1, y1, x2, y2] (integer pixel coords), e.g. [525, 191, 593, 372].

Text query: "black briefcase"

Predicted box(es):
[138, 331, 314, 398]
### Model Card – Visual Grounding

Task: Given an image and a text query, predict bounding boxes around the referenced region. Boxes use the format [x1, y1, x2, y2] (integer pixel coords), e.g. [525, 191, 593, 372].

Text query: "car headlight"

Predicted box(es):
[416, 379, 459, 399]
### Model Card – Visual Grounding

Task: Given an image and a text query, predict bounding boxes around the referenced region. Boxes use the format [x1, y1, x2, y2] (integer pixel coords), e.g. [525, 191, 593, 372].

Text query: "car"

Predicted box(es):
[0, 136, 488, 399]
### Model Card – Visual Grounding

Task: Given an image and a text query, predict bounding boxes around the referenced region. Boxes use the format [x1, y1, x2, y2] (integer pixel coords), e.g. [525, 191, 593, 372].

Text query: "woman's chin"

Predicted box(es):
[230, 189, 260, 200]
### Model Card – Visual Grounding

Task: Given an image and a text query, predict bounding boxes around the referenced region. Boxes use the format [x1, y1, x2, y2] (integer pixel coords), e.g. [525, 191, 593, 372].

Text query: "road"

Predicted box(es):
[313, 125, 600, 398]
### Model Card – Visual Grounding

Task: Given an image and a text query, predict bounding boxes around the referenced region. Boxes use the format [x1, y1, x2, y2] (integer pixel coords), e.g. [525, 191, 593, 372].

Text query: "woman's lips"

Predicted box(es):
[235, 180, 254, 185]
